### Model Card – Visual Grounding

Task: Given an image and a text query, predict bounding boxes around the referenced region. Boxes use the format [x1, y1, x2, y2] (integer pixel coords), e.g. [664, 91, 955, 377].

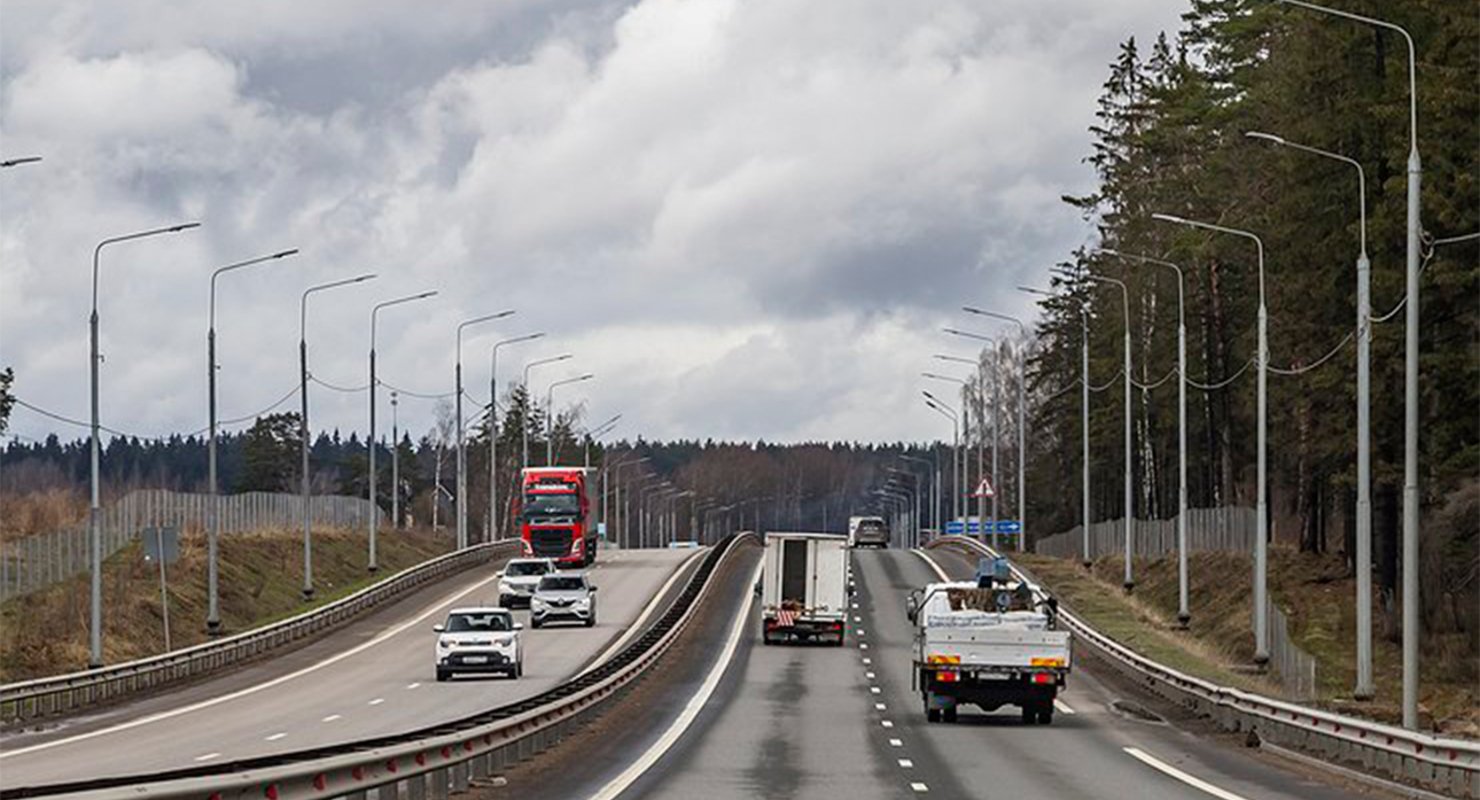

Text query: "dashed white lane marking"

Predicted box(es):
[881, 720, 895, 728]
[898, 759, 914, 768]
[863, 657, 872, 665]
[265, 733, 287, 741]
[584, 558, 764, 800]
[193, 752, 221, 762]
[910, 782, 929, 793]
[1123, 747, 1250, 800]
[854, 615, 862, 622]
[1054, 699, 1076, 715]
[860, 643, 869, 650]
[889, 738, 903, 747]
[870, 687, 881, 694]
[857, 628, 866, 635]
[866, 671, 876, 679]
[369, 697, 385, 706]
[406, 682, 421, 689]
[852, 603, 859, 609]
[875, 703, 887, 710]
[321, 714, 342, 722]
[0, 558, 513, 761]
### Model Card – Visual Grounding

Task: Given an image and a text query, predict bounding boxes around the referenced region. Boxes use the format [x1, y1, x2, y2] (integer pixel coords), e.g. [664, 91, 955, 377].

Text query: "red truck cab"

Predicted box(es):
[517, 467, 595, 567]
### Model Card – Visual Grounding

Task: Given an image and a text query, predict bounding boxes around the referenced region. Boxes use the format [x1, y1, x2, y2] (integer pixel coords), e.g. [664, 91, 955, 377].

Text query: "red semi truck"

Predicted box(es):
[517, 467, 596, 567]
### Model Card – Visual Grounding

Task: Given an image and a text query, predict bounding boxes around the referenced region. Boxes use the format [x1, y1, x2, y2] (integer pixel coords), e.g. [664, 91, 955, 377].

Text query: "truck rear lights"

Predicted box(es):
[937, 670, 959, 683]
[1030, 657, 1065, 668]
[1032, 672, 1054, 684]
[926, 654, 961, 665]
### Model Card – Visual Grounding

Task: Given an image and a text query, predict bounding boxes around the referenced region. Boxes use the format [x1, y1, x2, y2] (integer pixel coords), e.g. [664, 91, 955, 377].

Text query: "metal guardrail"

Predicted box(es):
[1, 533, 758, 800]
[0, 540, 518, 726]
[927, 535, 1480, 799]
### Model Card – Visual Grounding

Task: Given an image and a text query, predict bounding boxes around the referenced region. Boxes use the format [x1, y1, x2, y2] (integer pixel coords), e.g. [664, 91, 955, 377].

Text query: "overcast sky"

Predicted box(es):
[1, 0, 1185, 446]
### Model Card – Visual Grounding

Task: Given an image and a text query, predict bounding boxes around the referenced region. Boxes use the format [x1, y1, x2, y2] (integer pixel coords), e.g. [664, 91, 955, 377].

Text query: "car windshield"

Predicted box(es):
[523, 492, 579, 517]
[538, 576, 586, 592]
[445, 612, 512, 632]
[505, 561, 550, 577]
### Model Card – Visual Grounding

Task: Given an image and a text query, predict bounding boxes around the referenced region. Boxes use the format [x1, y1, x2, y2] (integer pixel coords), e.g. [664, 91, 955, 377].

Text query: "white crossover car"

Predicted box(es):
[530, 573, 598, 628]
[433, 607, 523, 681]
[497, 558, 557, 608]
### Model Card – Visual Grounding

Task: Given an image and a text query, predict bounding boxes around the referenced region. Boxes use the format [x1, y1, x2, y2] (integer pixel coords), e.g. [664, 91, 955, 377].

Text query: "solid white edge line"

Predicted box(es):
[1, 549, 630, 760]
[1054, 699, 1076, 715]
[912, 549, 950, 582]
[576, 548, 708, 679]
[585, 557, 763, 800]
[1123, 747, 1251, 800]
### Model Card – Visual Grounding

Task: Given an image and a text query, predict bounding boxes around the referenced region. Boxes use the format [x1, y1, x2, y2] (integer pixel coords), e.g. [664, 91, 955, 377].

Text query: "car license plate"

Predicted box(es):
[463, 656, 488, 665]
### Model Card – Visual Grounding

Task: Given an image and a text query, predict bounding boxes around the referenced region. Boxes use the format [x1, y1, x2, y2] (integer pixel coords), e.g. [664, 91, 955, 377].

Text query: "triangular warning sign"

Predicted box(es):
[971, 479, 995, 498]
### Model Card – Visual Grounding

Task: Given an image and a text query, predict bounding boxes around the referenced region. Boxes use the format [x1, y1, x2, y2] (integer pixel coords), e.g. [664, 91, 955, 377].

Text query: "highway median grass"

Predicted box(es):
[1015, 550, 1478, 738]
[0, 527, 452, 682]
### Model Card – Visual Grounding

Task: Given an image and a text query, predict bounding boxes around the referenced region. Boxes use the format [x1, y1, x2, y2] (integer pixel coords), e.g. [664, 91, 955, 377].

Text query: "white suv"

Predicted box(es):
[530, 573, 598, 628]
[497, 558, 556, 608]
[433, 607, 523, 681]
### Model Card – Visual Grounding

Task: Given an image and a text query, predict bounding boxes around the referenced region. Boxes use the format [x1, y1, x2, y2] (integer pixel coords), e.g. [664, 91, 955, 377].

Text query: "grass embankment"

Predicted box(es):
[1016, 550, 1478, 737]
[0, 527, 451, 682]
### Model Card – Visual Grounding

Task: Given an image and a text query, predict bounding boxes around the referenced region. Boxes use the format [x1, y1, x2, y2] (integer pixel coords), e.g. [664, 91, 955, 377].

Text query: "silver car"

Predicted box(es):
[497, 558, 556, 608]
[530, 573, 598, 628]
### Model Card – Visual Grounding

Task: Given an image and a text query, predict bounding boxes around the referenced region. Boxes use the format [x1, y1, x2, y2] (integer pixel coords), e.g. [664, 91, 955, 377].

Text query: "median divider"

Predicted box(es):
[925, 535, 1480, 799]
[0, 540, 520, 727]
[0, 533, 759, 800]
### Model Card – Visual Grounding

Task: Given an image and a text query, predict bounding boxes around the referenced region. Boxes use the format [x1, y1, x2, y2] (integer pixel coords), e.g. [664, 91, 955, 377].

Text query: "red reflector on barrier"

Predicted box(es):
[264, 786, 279, 800]
[313, 775, 327, 791]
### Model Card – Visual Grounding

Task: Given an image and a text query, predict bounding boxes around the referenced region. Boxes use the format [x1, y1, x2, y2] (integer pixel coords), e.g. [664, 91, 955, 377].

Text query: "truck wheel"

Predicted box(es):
[1037, 708, 1054, 725]
[942, 706, 958, 723]
[1021, 706, 1036, 725]
[926, 707, 941, 723]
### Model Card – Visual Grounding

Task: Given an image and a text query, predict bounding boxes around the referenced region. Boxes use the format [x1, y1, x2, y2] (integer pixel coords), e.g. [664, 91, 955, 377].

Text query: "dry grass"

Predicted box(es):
[0, 526, 452, 681]
[1018, 549, 1479, 738]
[0, 489, 88, 543]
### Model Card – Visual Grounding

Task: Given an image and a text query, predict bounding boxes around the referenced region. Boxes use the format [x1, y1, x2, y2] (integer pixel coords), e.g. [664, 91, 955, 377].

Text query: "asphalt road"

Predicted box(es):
[0, 545, 701, 789]
[561, 546, 1396, 800]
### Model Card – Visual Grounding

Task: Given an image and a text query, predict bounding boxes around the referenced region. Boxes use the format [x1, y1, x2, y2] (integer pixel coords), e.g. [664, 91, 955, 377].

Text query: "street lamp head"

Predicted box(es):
[168, 222, 203, 233]
[1245, 130, 1286, 146]
[1151, 213, 1187, 225]
[273, 249, 300, 259]
[1, 156, 42, 168]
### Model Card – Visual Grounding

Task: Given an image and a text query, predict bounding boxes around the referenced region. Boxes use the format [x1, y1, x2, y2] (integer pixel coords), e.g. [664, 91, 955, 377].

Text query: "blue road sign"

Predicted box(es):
[945, 520, 966, 535]
[995, 520, 1022, 534]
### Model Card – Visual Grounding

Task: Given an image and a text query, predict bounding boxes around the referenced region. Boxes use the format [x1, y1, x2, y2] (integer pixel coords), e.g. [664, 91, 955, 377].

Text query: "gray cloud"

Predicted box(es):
[1, 0, 1183, 445]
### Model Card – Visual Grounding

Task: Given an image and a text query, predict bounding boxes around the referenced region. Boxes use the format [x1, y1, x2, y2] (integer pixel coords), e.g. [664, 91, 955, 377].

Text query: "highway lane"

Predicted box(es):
[560, 545, 1391, 800]
[0, 546, 701, 788]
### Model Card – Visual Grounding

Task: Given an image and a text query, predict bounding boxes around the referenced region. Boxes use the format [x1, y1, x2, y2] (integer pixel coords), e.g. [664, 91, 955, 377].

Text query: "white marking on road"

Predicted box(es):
[875, 703, 886, 710]
[863, 657, 872, 665]
[1054, 699, 1076, 715]
[369, 697, 385, 706]
[406, 682, 422, 690]
[584, 557, 763, 800]
[860, 643, 869, 650]
[854, 615, 862, 622]
[1123, 747, 1251, 800]
[857, 628, 866, 635]
[265, 733, 287, 741]
[193, 752, 221, 762]
[898, 759, 914, 768]
[870, 687, 881, 694]
[321, 714, 342, 722]
[913, 550, 950, 581]
[866, 671, 876, 679]
[578, 548, 707, 678]
[852, 603, 859, 609]
[0, 557, 514, 760]
[881, 720, 895, 728]
[889, 738, 903, 747]
[910, 782, 929, 793]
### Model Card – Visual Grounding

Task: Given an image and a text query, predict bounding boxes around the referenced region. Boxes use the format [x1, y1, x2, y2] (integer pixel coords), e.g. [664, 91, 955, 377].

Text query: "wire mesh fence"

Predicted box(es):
[0, 490, 383, 602]
[1033, 506, 1256, 561]
[1268, 602, 1319, 700]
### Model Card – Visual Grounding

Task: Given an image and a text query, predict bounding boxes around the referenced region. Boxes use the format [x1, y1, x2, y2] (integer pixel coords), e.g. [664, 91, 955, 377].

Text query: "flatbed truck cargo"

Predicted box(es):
[909, 559, 1070, 724]
[760, 532, 849, 645]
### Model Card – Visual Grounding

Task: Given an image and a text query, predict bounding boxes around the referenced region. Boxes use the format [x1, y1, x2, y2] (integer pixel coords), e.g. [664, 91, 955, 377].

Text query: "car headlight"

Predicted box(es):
[438, 637, 455, 649]
[531, 597, 546, 607]
[495, 636, 514, 646]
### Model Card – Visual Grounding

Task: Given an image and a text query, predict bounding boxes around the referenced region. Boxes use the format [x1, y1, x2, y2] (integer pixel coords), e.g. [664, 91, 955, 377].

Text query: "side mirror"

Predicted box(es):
[905, 592, 920, 623]
[589, 585, 599, 593]
[432, 624, 445, 633]
[495, 571, 504, 579]
[513, 622, 524, 631]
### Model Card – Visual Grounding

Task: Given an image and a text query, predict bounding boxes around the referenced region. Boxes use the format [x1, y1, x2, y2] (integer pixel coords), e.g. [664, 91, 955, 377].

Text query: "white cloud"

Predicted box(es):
[1, 0, 1184, 446]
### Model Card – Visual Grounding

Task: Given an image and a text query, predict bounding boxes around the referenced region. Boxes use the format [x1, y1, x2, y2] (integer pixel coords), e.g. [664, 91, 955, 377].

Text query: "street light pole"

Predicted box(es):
[1274, 0, 1419, 728]
[488, 333, 544, 540]
[923, 395, 959, 523]
[90, 222, 200, 665]
[963, 308, 1030, 549]
[901, 455, 932, 549]
[207, 248, 298, 633]
[1247, 130, 1374, 698]
[1096, 250, 1189, 622]
[522, 354, 573, 468]
[922, 378, 968, 528]
[1155, 213, 1268, 665]
[391, 391, 400, 529]
[545, 374, 595, 465]
[300, 273, 377, 601]
[455, 311, 515, 550]
[369, 291, 437, 571]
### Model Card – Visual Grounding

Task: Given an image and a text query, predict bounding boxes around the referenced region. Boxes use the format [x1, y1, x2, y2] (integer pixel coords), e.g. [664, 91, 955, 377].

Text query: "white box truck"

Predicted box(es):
[908, 558, 1071, 724]
[761, 532, 849, 646]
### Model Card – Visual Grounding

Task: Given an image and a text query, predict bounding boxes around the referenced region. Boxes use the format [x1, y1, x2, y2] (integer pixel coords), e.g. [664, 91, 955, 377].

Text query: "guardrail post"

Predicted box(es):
[430, 766, 451, 800]
[450, 761, 469, 793]
[407, 772, 427, 800]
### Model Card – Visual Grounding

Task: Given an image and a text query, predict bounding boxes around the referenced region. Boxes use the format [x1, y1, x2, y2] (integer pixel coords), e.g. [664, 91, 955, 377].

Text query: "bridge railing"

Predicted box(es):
[0, 540, 516, 726]
[928, 535, 1479, 799]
